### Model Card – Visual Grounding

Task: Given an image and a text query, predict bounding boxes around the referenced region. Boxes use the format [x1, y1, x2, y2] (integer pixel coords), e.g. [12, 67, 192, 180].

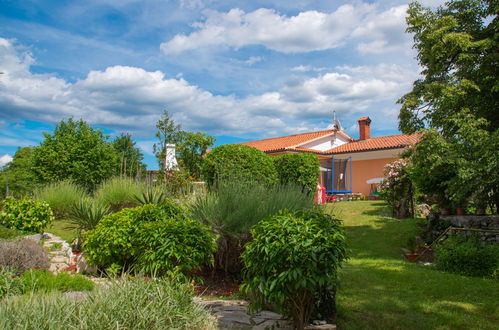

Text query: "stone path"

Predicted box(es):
[198, 299, 293, 330]
[25, 232, 79, 273]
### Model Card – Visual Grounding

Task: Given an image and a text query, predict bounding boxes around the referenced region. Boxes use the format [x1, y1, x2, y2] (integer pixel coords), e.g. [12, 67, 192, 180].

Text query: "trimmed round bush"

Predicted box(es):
[0, 197, 54, 233]
[202, 144, 278, 186]
[0, 238, 50, 273]
[242, 209, 347, 329]
[84, 202, 216, 276]
[435, 235, 499, 277]
[274, 153, 320, 193]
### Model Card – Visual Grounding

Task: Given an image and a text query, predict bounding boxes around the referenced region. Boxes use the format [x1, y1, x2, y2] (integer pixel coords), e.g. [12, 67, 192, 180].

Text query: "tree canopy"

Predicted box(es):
[0, 147, 38, 198]
[399, 0, 498, 134]
[32, 118, 119, 187]
[112, 133, 147, 178]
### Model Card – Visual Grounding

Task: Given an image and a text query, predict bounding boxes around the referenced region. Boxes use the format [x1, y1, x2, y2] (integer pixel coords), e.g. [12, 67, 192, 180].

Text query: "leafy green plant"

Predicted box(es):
[93, 177, 144, 211]
[202, 144, 278, 186]
[0, 197, 54, 233]
[68, 198, 109, 235]
[33, 181, 88, 218]
[0, 239, 50, 273]
[435, 235, 499, 278]
[274, 153, 320, 193]
[0, 268, 25, 299]
[133, 189, 167, 205]
[21, 268, 94, 293]
[0, 224, 22, 239]
[380, 159, 415, 218]
[190, 181, 313, 274]
[242, 209, 347, 329]
[84, 203, 214, 277]
[0, 278, 216, 329]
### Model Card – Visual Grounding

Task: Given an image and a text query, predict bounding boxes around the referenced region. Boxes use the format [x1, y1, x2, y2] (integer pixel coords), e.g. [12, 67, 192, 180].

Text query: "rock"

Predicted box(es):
[24, 233, 43, 243]
[76, 254, 98, 274]
[254, 310, 285, 320]
[252, 319, 293, 330]
[305, 324, 336, 330]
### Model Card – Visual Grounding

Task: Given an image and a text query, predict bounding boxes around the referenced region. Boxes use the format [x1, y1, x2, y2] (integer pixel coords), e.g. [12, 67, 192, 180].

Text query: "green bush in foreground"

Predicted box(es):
[0, 197, 54, 233]
[435, 235, 499, 277]
[242, 209, 347, 330]
[84, 203, 215, 276]
[21, 268, 94, 293]
[0, 278, 216, 330]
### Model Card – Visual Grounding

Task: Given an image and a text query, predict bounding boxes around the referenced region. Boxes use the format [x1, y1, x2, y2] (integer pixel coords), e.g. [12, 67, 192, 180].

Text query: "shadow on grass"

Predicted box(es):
[337, 259, 499, 330]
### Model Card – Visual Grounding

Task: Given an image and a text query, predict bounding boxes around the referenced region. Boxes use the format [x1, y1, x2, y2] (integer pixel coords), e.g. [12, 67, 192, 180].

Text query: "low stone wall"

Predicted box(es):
[441, 215, 499, 242]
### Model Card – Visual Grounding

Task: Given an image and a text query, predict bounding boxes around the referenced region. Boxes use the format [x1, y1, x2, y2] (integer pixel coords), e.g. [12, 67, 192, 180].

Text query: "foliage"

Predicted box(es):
[274, 153, 320, 193]
[31, 118, 119, 188]
[0, 224, 23, 239]
[0, 239, 50, 273]
[0, 278, 216, 330]
[0, 147, 39, 198]
[399, 0, 498, 134]
[0, 268, 25, 299]
[177, 131, 216, 179]
[84, 203, 214, 276]
[242, 209, 347, 329]
[68, 198, 110, 235]
[202, 144, 278, 186]
[93, 177, 144, 212]
[0, 197, 54, 233]
[190, 181, 313, 273]
[21, 268, 94, 293]
[133, 188, 167, 205]
[163, 169, 194, 197]
[112, 133, 147, 178]
[380, 159, 415, 218]
[435, 234, 499, 278]
[133, 218, 216, 275]
[153, 110, 183, 170]
[33, 181, 88, 218]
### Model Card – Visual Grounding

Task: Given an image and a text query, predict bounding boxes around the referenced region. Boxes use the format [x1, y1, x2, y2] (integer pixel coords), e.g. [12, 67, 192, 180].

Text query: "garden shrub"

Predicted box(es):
[435, 235, 499, 277]
[68, 198, 110, 235]
[380, 159, 414, 219]
[190, 180, 313, 274]
[274, 153, 320, 193]
[84, 203, 215, 276]
[0, 238, 50, 273]
[21, 268, 94, 293]
[0, 278, 216, 329]
[202, 144, 278, 186]
[33, 181, 88, 218]
[0, 197, 54, 233]
[242, 209, 347, 329]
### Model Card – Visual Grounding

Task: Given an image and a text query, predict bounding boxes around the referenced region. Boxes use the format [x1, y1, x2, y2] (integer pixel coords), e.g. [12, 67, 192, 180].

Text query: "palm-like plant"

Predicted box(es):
[133, 190, 167, 205]
[68, 199, 109, 235]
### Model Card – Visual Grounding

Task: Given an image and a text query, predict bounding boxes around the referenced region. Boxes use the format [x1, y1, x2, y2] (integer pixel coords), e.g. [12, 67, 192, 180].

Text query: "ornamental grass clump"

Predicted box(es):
[33, 181, 88, 218]
[0, 278, 216, 329]
[93, 177, 145, 211]
[190, 180, 313, 274]
[242, 209, 347, 330]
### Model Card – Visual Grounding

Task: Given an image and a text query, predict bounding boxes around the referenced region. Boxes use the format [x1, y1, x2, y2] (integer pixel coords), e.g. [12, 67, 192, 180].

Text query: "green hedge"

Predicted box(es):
[84, 203, 216, 276]
[202, 144, 278, 185]
[0, 197, 54, 233]
[274, 153, 320, 193]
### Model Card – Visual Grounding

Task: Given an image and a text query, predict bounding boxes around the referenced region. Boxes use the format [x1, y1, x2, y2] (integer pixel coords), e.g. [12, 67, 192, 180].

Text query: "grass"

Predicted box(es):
[325, 201, 499, 329]
[0, 224, 23, 239]
[46, 219, 77, 242]
[0, 278, 216, 330]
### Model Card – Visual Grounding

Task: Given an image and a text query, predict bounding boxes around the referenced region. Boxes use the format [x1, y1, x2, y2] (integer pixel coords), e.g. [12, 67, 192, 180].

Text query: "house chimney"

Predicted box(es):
[357, 116, 371, 140]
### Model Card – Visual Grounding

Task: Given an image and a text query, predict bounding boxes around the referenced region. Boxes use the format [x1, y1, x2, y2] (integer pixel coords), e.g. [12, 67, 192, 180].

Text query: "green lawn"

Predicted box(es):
[46, 219, 77, 242]
[0, 224, 23, 239]
[326, 201, 499, 330]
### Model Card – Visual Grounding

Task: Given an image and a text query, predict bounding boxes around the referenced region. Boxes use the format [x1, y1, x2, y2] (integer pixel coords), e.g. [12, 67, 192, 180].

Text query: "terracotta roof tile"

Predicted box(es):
[241, 129, 337, 152]
[325, 134, 419, 154]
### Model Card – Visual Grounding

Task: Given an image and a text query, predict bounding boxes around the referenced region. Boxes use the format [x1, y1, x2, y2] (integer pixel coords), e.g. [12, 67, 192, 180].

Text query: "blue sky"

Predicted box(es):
[0, 0, 444, 169]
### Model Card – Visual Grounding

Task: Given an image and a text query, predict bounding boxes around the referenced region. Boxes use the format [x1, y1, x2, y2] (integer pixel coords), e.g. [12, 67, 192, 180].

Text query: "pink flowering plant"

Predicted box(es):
[380, 159, 415, 219]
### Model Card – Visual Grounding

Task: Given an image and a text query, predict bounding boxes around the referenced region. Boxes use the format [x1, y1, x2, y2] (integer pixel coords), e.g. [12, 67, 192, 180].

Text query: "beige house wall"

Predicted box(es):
[351, 157, 397, 195]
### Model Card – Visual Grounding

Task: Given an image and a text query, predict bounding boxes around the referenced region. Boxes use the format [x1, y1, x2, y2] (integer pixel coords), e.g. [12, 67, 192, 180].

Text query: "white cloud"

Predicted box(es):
[291, 65, 327, 72]
[0, 154, 13, 167]
[0, 37, 415, 138]
[244, 56, 263, 65]
[160, 5, 373, 54]
[160, 3, 413, 55]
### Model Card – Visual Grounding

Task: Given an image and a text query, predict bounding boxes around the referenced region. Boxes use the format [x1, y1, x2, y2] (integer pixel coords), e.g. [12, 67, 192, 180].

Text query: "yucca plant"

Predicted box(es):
[133, 189, 167, 205]
[68, 198, 110, 235]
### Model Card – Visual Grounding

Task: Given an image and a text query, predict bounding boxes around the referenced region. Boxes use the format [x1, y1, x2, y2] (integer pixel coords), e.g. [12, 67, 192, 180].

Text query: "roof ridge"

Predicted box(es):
[241, 129, 335, 143]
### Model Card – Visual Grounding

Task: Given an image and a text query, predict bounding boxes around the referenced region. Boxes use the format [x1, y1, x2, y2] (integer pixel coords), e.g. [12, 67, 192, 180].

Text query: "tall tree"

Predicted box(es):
[0, 147, 38, 197]
[398, 0, 498, 134]
[32, 118, 118, 188]
[112, 133, 147, 177]
[177, 131, 216, 180]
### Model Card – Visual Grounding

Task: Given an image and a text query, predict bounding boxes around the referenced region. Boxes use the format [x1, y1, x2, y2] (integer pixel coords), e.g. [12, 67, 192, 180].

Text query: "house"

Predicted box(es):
[241, 116, 419, 196]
